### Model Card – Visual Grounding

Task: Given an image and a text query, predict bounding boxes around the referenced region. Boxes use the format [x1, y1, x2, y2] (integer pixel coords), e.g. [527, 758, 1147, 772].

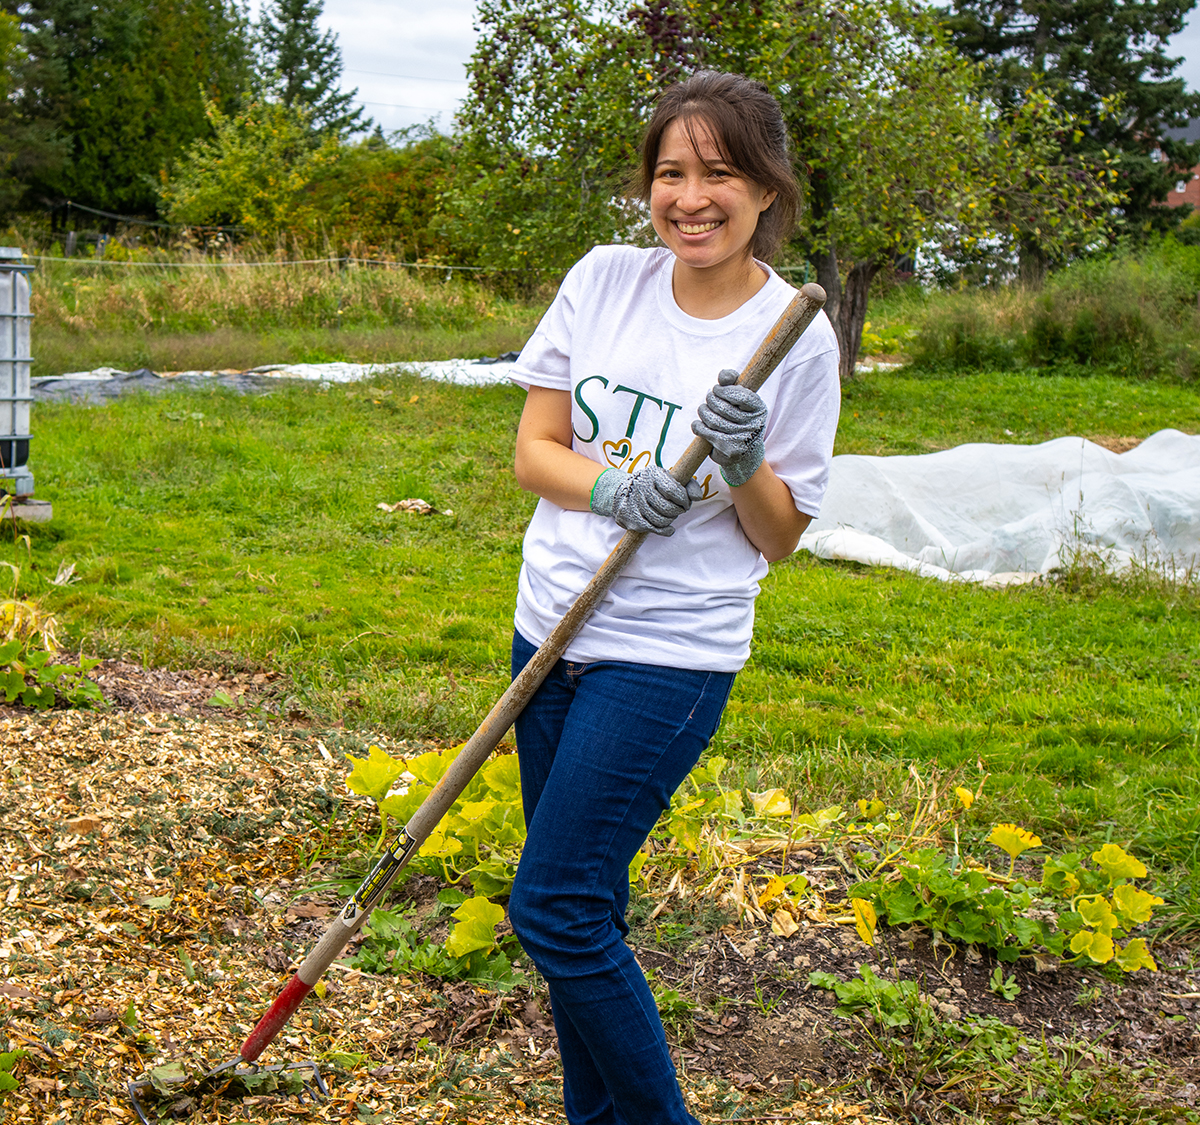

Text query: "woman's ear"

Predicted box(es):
[759, 189, 778, 214]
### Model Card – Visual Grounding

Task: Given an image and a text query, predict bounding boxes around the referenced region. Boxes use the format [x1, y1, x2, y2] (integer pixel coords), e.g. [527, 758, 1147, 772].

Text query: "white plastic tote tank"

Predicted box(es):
[0, 247, 33, 496]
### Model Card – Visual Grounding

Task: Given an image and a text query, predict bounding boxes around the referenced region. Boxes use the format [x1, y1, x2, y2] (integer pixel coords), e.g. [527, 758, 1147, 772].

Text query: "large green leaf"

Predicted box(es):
[445, 895, 505, 958]
[345, 745, 405, 803]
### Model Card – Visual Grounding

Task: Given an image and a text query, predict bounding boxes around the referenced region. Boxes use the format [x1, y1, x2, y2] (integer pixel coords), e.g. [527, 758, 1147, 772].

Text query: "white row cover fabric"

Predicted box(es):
[48, 359, 519, 387]
[797, 430, 1200, 584]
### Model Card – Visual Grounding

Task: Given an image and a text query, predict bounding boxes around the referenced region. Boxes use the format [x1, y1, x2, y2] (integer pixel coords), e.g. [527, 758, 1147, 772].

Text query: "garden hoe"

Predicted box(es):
[128, 283, 827, 1121]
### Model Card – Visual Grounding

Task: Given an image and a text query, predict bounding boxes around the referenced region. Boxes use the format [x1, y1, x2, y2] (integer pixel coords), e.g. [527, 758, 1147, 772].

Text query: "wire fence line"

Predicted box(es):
[27, 254, 500, 272]
[56, 199, 246, 233]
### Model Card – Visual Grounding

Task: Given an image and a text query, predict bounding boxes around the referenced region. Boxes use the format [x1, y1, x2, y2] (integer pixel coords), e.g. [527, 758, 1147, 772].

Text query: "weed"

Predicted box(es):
[0, 563, 102, 710]
[809, 965, 931, 1030]
[352, 903, 521, 988]
[26, 254, 544, 376]
[903, 238, 1200, 380]
[988, 966, 1021, 1000]
[646, 971, 698, 1037]
[751, 982, 785, 1016]
[0, 1048, 26, 1095]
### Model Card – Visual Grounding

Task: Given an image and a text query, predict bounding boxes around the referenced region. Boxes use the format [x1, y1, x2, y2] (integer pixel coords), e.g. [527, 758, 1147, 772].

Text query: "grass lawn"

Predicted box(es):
[15, 366, 1199, 923]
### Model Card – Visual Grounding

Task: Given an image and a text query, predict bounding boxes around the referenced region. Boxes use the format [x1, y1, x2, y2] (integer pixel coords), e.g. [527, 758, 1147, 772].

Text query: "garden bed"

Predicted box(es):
[0, 676, 1196, 1123]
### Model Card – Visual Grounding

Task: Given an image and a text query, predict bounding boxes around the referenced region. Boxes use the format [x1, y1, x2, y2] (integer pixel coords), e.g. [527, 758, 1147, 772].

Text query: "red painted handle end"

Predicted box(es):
[240, 974, 312, 1063]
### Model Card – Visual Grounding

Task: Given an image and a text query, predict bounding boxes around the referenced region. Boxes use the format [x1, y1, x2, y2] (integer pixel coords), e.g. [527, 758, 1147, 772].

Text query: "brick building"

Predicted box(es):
[1163, 118, 1200, 208]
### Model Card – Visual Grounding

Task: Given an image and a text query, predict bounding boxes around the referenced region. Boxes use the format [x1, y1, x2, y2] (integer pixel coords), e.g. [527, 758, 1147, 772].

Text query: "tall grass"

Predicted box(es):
[25, 248, 551, 374]
[902, 240, 1200, 379]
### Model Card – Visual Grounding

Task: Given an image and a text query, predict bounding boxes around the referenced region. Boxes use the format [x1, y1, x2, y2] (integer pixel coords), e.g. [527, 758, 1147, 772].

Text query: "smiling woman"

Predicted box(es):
[502, 71, 841, 1125]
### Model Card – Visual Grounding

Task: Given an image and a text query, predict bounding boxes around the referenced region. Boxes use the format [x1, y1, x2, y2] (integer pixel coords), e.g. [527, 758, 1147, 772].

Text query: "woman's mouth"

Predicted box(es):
[675, 220, 723, 234]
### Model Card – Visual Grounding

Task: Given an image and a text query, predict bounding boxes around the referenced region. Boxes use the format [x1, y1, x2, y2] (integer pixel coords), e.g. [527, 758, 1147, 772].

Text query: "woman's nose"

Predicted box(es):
[678, 176, 711, 212]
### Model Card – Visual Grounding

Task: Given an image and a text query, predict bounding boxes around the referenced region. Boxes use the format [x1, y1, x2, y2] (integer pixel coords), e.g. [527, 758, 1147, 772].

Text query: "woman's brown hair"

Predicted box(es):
[635, 71, 800, 264]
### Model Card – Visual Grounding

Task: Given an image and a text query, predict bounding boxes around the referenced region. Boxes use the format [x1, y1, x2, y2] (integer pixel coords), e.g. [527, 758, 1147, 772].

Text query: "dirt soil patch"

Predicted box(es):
[0, 669, 1196, 1123]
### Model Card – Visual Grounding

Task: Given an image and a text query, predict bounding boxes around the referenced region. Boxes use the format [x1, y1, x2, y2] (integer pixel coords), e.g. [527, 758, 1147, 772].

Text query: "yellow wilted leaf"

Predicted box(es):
[1113, 937, 1157, 973]
[757, 876, 788, 910]
[345, 745, 405, 803]
[1092, 843, 1148, 883]
[749, 788, 791, 818]
[314, 980, 327, 1000]
[954, 786, 974, 809]
[405, 748, 454, 786]
[1111, 884, 1163, 925]
[856, 798, 885, 820]
[628, 848, 648, 886]
[1078, 895, 1117, 936]
[419, 825, 462, 860]
[771, 907, 799, 939]
[1069, 928, 1115, 964]
[851, 898, 878, 947]
[988, 823, 1042, 861]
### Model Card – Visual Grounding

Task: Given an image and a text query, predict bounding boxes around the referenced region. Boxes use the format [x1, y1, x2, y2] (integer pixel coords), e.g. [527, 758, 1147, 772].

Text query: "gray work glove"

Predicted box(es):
[691, 367, 768, 488]
[590, 466, 703, 536]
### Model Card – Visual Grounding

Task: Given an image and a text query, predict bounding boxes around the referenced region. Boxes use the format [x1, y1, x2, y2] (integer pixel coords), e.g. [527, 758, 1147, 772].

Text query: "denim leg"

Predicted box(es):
[509, 632, 734, 1125]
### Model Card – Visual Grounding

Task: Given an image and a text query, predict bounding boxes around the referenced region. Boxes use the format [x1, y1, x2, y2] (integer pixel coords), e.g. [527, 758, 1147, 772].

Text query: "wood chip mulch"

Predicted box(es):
[0, 707, 885, 1125]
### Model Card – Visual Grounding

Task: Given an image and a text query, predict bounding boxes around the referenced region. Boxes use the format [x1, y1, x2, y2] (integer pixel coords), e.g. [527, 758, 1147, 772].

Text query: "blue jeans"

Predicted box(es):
[508, 631, 735, 1125]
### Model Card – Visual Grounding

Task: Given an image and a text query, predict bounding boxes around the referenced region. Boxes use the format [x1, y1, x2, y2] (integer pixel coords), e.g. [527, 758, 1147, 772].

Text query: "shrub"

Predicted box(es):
[907, 240, 1200, 379]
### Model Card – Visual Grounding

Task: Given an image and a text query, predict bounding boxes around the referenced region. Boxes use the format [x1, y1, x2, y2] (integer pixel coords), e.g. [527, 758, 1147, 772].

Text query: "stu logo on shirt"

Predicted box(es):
[573, 375, 719, 498]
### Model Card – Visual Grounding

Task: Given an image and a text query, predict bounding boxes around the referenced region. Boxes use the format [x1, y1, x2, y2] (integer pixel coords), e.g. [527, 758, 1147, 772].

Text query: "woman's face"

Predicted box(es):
[650, 117, 777, 275]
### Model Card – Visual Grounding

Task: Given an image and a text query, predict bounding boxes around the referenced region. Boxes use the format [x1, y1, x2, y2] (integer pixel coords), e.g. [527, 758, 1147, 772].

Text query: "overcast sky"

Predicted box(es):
[277, 1, 1200, 136]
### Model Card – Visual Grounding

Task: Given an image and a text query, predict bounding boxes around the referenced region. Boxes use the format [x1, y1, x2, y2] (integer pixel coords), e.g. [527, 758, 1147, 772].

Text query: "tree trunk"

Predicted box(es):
[803, 178, 883, 380]
[1018, 239, 1048, 289]
[807, 246, 881, 381]
[838, 260, 882, 380]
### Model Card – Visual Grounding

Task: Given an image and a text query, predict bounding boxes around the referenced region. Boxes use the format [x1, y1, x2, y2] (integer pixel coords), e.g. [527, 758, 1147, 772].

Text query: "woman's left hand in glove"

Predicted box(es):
[691, 367, 768, 487]
[591, 466, 704, 536]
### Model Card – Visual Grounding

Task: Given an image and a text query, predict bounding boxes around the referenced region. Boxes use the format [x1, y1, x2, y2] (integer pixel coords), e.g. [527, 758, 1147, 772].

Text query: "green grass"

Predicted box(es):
[839, 370, 1200, 452]
[33, 323, 539, 376]
[14, 365, 1200, 924]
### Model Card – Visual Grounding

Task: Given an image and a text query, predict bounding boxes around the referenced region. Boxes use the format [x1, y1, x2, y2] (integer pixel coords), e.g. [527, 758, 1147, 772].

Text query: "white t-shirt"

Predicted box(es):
[510, 245, 840, 672]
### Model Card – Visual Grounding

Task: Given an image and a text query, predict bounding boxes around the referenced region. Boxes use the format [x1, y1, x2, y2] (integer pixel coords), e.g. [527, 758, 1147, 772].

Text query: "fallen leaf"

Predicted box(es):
[64, 815, 102, 834]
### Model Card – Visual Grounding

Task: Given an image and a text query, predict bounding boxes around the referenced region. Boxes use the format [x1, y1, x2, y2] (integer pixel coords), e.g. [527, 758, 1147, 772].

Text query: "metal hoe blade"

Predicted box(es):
[127, 1058, 327, 1124]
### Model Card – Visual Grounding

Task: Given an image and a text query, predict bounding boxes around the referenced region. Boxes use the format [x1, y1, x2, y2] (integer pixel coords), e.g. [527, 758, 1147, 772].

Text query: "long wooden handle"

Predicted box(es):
[240, 282, 828, 1063]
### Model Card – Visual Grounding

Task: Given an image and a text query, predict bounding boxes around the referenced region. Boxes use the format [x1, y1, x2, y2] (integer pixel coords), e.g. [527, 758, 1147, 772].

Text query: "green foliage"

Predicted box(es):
[345, 743, 525, 897]
[851, 847, 1057, 963]
[942, 0, 1200, 240]
[13, 0, 252, 214]
[647, 971, 698, 1037]
[254, 0, 367, 137]
[0, 1048, 26, 1095]
[0, 11, 56, 220]
[988, 965, 1021, 1000]
[305, 129, 457, 258]
[908, 238, 1200, 378]
[28, 253, 534, 347]
[454, 0, 1119, 370]
[446, 0, 644, 276]
[0, 572, 101, 710]
[846, 800, 1164, 971]
[160, 99, 340, 236]
[810, 965, 928, 1029]
[352, 902, 520, 987]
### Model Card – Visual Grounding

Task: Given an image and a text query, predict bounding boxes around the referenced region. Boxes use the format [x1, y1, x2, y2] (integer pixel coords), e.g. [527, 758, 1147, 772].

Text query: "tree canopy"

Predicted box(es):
[255, 0, 369, 137]
[941, 0, 1200, 244]
[6, 0, 252, 214]
[451, 0, 1122, 375]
